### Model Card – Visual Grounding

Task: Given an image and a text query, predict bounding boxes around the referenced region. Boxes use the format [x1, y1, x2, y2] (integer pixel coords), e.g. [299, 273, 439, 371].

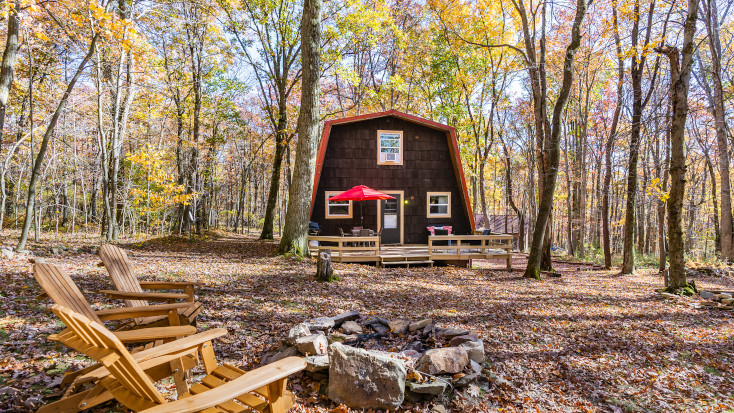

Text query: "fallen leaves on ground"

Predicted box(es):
[1, 231, 733, 412]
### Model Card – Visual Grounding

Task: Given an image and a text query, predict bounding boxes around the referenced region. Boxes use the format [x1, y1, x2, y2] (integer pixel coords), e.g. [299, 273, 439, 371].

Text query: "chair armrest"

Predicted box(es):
[95, 303, 194, 321]
[139, 281, 203, 289]
[79, 329, 229, 382]
[139, 282, 199, 301]
[100, 290, 189, 301]
[113, 325, 197, 343]
[131, 328, 228, 362]
[140, 357, 306, 413]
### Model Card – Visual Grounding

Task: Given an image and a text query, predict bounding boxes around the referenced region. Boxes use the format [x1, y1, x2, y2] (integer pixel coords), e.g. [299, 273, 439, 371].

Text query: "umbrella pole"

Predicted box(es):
[360, 202, 364, 227]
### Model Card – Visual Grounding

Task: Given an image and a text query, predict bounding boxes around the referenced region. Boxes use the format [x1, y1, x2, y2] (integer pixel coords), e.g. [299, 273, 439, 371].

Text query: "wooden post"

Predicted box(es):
[316, 249, 335, 282]
[506, 237, 512, 271]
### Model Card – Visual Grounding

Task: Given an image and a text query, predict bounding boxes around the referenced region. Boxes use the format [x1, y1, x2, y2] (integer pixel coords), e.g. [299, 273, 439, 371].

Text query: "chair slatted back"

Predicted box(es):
[99, 244, 149, 308]
[51, 304, 166, 409]
[33, 263, 102, 324]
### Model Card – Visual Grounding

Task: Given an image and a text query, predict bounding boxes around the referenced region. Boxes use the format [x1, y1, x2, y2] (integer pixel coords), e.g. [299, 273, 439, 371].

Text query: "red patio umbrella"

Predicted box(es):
[328, 185, 395, 228]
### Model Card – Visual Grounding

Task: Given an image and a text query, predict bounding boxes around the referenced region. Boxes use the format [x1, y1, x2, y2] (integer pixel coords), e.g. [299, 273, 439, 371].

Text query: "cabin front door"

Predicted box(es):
[379, 191, 403, 244]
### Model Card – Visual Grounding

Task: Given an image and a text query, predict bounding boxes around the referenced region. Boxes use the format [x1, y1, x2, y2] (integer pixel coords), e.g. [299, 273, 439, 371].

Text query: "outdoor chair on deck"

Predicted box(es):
[433, 228, 452, 247]
[357, 229, 373, 247]
[46, 304, 306, 413]
[373, 228, 383, 249]
[98, 244, 203, 329]
[308, 221, 321, 235]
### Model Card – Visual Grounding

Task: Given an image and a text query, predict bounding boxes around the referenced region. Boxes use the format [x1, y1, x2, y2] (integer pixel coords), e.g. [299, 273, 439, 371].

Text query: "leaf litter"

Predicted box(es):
[0, 232, 733, 412]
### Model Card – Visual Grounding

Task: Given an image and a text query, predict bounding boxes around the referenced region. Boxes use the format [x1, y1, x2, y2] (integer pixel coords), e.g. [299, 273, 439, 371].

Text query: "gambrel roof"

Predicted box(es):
[310, 109, 475, 230]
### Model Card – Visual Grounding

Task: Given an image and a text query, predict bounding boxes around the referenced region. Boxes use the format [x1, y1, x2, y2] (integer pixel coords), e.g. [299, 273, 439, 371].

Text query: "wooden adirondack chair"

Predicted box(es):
[33, 263, 198, 406]
[46, 304, 305, 413]
[98, 244, 203, 328]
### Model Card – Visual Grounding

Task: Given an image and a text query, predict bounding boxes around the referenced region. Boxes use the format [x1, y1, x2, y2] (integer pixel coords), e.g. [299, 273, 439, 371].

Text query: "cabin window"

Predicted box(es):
[377, 130, 403, 165]
[427, 192, 451, 218]
[325, 191, 352, 219]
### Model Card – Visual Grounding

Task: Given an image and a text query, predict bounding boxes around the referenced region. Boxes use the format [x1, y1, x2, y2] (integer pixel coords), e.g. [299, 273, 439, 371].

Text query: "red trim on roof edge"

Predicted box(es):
[310, 110, 475, 231]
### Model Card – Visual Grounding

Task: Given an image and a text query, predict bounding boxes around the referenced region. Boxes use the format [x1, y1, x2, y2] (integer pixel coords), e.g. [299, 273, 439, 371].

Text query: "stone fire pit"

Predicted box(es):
[261, 311, 489, 411]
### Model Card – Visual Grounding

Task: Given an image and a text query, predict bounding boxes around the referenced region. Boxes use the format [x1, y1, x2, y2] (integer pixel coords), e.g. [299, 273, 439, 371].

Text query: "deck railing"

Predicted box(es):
[428, 234, 513, 269]
[307, 234, 515, 268]
[307, 236, 380, 262]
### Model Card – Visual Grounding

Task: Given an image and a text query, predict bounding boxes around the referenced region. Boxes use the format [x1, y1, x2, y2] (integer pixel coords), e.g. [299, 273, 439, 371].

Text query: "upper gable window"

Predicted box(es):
[377, 130, 403, 165]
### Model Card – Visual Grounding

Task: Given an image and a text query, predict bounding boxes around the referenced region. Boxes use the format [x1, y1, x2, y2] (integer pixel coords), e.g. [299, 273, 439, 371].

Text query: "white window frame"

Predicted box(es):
[377, 130, 403, 165]
[427, 192, 451, 218]
[325, 191, 353, 219]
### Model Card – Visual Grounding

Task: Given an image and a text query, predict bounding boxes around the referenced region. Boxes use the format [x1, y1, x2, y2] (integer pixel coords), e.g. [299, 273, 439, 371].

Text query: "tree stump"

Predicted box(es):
[316, 249, 335, 282]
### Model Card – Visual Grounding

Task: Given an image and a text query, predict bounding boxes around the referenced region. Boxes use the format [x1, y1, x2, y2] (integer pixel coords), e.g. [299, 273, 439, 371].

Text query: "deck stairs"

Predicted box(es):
[379, 247, 434, 267]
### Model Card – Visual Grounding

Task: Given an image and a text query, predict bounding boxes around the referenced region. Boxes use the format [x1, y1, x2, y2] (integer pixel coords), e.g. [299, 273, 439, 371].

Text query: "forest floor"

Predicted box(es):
[1, 231, 733, 412]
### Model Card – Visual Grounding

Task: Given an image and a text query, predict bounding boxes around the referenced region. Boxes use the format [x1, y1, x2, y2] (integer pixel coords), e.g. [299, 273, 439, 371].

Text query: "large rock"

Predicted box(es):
[265, 345, 299, 364]
[409, 319, 432, 332]
[341, 320, 363, 334]
[389, 319, 410, 335]
[436, 328, 470, 339]
[328, 343, 406, 411]
[406, 380, 448, 396]
[331, 310, 361, 327]
[1, 248, 14, 260]
[454, 372, 480, 388]
[307, 317, 336, 332]
[449, 334, 479, 347]
[305, 355, 329, 372]
[366, 321, 390, 335]
[287, 323, 311, 345]
[454, 361, 483, 388]
[295, 334, 328, 356]
[417, 346, 469, 375]
[402, 341, 424, 353]
[459, 339, 485, 363]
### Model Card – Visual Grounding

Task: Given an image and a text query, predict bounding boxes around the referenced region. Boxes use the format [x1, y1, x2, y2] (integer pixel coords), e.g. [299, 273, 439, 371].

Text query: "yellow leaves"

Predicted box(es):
[35, 32, 50, 43]
[127, 145, 197, 218]
[646, 177, 670, 202]
[88, 0, 107, 21]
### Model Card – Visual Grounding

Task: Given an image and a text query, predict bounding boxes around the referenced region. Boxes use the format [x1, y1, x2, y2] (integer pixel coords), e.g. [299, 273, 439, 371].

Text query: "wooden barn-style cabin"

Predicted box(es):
[310, 110, 475, 245]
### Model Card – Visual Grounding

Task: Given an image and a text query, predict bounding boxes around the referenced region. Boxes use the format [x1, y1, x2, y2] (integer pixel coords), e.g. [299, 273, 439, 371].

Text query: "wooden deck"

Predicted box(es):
[308, 234, 514, 268]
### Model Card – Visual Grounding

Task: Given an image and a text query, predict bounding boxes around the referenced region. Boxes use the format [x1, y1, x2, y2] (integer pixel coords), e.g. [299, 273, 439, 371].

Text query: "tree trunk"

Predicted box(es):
[705, 155, 721, 253]
[260, 125, 286, 240]
[602, 9, 623, 268]
[659, 0, 698, 290]
[524, 0, 588, 279]
[0, 2, 20, 232]
[621, 65, 643, 274]
[0, 0, 19, 149]
[658, 108, 670, 272]
[621, 0, 659, 274]
[278, 0, 322, 255]
[17, 34, 100, 250]
[503, 142, 523, 251]
[702, 0, 733, 260]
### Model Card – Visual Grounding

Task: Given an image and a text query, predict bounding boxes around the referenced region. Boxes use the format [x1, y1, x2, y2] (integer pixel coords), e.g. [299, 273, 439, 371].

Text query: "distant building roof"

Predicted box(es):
[475, 214, 527, 234]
